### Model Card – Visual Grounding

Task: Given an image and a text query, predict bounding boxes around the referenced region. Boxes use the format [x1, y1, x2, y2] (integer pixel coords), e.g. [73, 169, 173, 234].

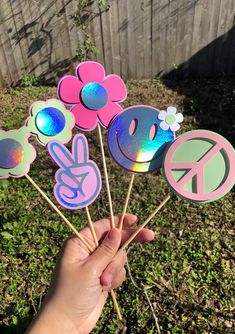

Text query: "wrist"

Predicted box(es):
[26, 299, 84, 334]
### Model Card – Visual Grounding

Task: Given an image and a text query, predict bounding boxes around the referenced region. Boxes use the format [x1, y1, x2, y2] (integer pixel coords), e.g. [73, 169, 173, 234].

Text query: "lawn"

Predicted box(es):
[0, 78, 234, 333]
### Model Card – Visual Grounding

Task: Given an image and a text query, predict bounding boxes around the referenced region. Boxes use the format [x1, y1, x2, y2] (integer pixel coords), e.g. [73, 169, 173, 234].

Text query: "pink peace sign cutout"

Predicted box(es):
[163, 130, 235, 202]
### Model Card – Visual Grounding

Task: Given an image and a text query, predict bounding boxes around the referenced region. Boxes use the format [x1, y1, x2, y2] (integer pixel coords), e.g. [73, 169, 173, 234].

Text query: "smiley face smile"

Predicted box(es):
[115, 130, 166, 164]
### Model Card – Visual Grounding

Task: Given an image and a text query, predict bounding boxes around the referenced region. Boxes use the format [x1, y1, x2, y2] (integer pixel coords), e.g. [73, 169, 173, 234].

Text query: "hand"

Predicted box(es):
[27, 214, 154, 334]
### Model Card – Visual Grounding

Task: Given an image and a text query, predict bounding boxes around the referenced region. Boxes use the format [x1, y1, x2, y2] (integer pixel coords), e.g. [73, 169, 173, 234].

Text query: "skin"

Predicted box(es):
[26, 214, 154, 334]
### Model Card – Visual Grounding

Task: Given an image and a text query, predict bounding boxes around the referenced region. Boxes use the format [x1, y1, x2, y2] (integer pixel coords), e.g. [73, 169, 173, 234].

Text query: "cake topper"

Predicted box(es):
[25, 99, 75, 146]
[108, 105, 175, 173]
[48, 134, 102, 210]
[57, 61, 127, 131]
[163, 130, 235, 202]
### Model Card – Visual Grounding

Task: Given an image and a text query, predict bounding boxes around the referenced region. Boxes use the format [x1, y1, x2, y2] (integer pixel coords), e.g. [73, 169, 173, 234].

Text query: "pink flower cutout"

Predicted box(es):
[57, 61, 127, 131]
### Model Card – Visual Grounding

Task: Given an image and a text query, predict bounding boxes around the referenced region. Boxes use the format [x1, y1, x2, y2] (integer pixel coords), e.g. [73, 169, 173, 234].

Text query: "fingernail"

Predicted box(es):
[107, 228, 119, 242]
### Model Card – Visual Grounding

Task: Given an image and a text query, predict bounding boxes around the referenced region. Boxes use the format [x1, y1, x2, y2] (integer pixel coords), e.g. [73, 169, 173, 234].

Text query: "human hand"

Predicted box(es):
[27, 214, 154, 334]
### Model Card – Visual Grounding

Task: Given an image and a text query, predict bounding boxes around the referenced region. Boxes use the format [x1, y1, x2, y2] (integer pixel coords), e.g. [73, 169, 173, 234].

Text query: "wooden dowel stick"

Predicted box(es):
[119, 173, 135, 231]
[97, 124, 115, 228]
[85, 206, 99, 246]
[25, 174, 93, 253]
[26, 174, 122, 320]
[85, 207, 122, 320]
[111, 290, 122, 320]
[114, 194, 171, 260]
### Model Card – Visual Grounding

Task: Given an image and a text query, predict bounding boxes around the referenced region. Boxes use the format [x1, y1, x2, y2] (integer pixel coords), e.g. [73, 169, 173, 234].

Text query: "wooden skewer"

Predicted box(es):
[110, 290, 122, 320]
[26, 174, 93, 252]
[85, 206, 99, 246]
[114, 194, 171, 260]
[97, 124, 115, 228]
[118, 173, 135, 231]
[26, 174, 122, 320]
[86, 207, 122, 320]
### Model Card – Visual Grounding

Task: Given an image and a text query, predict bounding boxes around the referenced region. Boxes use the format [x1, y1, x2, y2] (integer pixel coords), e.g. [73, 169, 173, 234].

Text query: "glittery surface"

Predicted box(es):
[108, 105, 175, 173]
[81, 82, 108, 110]
[0, 138, 24, 169]
[35, 107, 66, 136]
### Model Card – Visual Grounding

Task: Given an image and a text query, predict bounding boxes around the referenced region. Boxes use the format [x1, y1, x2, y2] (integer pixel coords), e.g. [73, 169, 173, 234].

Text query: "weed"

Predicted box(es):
[72, 0, 109, 62]
[20, 74, 39, 88]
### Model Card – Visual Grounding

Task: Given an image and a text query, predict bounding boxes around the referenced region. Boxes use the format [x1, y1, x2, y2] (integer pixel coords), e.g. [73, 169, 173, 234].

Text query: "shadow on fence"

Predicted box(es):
[162, 26, 235, 79]
[8, 0, 108, 86]
[161, 26, 235, 148]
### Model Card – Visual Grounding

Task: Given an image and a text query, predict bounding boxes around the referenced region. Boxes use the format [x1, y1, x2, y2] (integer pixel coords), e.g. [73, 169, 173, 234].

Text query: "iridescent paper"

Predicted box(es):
[48, 134, 102, 210]
[0, 139, 24, 169]
[81, 82, 108, 110]
[0, 129, 37, 179]
[35, 107, 66, 136]
[108, 105, 175, 173]
[25, 99, 75, 146]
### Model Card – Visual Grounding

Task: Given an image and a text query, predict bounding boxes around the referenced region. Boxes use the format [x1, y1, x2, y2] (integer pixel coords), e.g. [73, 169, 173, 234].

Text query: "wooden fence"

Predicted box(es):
[0, 0, 235, 86]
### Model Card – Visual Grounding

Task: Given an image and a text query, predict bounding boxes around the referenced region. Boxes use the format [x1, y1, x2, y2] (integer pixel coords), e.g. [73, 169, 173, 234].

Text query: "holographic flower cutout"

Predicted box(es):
[0, 128, 36, 179]
[57, 61, 127, 131]
[26, 99, 75, 146]
[158, 107, 184, 132]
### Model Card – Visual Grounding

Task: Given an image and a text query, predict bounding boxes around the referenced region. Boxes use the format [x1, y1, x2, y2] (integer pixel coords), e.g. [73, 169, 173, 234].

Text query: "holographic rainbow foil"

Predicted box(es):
[108, 105, 175, 173]
[0, 138, 24, 169]
[0, 129, 37, 179]
[35, 107, 66, 136]
[81, 82, 108, 110]
[25, 99, 75, 146]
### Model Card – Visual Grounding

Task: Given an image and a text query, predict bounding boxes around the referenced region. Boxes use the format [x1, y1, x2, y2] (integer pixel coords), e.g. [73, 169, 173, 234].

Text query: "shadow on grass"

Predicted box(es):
[0, 311, 32, 334]
[162, 77, 235, 146]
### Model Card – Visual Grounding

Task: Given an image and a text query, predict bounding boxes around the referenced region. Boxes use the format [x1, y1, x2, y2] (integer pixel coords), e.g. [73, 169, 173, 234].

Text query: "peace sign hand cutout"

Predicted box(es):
[48, 134, 102, 209]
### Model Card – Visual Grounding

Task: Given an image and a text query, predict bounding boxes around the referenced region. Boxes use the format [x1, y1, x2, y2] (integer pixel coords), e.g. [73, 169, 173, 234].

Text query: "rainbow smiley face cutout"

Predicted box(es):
[108, 105, 175, 173]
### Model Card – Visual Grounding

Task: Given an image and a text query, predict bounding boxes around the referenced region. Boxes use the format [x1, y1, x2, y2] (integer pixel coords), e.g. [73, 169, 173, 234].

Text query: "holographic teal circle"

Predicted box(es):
[81, 82, 108, 110]
[0, 138, 24, 169]
[108, 106, 175, 173]
[35, 107, 66, 136]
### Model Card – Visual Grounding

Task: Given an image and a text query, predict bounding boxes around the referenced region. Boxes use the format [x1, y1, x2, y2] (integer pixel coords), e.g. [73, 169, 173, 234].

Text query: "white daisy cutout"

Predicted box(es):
[158, 106, 184, 132]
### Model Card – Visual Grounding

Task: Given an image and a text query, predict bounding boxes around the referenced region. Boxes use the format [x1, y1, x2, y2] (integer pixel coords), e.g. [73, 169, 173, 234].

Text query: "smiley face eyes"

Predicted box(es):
[129, 118, 138, 136]
[129, 119, 158, 140]
[150, 124, 158, 140]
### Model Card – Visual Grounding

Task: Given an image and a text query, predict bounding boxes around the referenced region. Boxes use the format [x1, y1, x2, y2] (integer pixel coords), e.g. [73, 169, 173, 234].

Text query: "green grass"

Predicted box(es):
[0, 79, 235, 333]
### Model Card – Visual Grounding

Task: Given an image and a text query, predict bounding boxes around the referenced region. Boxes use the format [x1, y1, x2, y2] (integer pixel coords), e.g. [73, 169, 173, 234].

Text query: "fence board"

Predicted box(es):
[117, 0, 128, 78]
[107, 0, 121, 75]
[126, 0, 136, 78]
[90, 2, 105, 66]
[0, 0, 235, 86]
[100, 3, 113, 73]
[0, 1, 19, 83]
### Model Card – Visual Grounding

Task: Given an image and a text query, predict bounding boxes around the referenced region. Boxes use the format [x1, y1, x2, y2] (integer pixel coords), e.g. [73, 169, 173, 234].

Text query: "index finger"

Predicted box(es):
[80, 214, 137, 242]
[48, 141, 74, 169]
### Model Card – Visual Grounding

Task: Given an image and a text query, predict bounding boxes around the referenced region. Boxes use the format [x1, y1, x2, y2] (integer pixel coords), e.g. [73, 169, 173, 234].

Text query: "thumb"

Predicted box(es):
[86, 228, 121, 275]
